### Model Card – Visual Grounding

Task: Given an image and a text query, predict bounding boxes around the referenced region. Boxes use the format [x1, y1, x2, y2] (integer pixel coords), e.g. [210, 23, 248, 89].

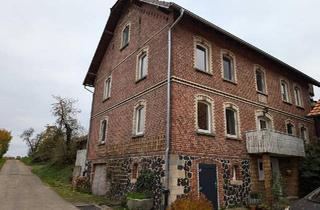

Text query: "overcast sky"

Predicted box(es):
[1, 0, 319, 156]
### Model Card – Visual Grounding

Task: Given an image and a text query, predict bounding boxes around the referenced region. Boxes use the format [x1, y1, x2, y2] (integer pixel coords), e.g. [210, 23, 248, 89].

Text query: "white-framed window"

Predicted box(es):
[121, 22, 130, 49]
[194, 37, 212, 74]
[99, 118, 108, 144]
[197, 101, 211, 133]
[222, 54, 235, 82]
[285, 120, 295, 136]
[255, 110, 274, 131]
[133, 101, 146, 136]
[255, 67, 267, 94]
[195, 95, 215, 134]
[103, 76, 112, 100]
[258, 159, 264, 181]
[294, 85, 303, 107]
[224, 103, 240, 138]
[232, 165, 241, 181]
[136, 48, 148, 80]
[280, 80, 290, 102]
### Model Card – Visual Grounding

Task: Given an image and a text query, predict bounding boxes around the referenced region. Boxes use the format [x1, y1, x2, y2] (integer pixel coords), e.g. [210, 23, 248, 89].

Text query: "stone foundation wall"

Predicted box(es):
[91, 155, 165, 210]
[168, 154, 251, 208]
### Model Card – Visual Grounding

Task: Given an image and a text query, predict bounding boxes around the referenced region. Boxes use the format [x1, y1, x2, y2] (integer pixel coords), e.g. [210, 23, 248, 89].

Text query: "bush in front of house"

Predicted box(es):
[167, 193, 213, 210]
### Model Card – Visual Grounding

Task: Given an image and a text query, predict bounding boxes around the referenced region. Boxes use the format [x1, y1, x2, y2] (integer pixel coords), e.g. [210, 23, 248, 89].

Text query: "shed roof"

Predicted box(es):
[308, 100, 320, 118]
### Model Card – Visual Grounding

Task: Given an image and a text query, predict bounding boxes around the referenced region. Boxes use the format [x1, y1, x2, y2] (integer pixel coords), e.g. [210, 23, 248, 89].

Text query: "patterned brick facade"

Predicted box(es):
[84, 0, 319, 209]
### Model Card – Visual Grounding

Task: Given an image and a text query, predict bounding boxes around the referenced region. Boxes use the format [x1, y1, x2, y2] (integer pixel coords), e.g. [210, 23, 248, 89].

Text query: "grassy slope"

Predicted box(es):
[0, 158, 5, 170]
[21, 158, 110, 206]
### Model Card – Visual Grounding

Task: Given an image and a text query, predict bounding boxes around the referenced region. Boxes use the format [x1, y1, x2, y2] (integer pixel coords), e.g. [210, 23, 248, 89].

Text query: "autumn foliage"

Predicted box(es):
[0, 129, 12, 158]
[167, 193, 213, 210]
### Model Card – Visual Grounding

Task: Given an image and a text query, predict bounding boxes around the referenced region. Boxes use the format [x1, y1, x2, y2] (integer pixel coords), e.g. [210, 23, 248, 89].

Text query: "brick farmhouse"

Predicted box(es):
[83, 0, 320, 209]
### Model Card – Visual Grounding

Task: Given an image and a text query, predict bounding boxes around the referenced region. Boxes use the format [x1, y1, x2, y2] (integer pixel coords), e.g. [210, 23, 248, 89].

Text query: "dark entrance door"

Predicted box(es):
[199, 164, 218, 210]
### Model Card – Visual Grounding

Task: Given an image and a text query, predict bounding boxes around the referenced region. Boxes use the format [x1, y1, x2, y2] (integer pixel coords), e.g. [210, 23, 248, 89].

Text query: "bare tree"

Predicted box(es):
[51, 95, 82, 151]
[20, 128, 41, 156]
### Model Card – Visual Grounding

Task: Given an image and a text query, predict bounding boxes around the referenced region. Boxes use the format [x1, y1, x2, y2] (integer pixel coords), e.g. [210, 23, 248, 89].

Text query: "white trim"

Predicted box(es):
[254, 64, 268, 94]
[193, 36, 212, 74]
[255, 109, 274, 131]
[223, 102, 241, 139]
[221, 49, 237, 83]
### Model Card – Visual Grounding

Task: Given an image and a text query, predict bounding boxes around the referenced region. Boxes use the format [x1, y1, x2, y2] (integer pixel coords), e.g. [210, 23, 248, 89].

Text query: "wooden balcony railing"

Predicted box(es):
[246, 130, 305, 157]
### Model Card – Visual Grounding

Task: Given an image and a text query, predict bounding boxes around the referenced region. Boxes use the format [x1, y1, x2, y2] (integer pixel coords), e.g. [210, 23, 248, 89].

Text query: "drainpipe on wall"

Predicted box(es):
[84, 85, 94, 177]
[164, 8, 184, 207]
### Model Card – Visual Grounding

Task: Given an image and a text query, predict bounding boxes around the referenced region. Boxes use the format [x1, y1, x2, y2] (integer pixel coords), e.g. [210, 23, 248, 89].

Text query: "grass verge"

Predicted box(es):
[21, 159, 112, 206]
[0, 158, 5, 170]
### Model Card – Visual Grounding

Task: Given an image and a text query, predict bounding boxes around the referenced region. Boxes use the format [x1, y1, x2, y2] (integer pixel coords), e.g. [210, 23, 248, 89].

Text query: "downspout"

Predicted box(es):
[84, 85, 94, 176]
[164, 7, 184, 196]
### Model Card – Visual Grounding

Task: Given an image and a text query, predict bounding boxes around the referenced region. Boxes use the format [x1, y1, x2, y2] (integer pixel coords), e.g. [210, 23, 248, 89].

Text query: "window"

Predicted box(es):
[300, 126, 308, 142]
[223, 55, 234, 81]
[294, 86, 303, 107]
[286, 122, 294, 135]
[195, 44, 208, 72]
[197, 101, 211, 133]
[99, 119, 108, 144]
[134, 103, 146, 136]
[232, 165, 241, 181]
[121, 24, 130, 48]
[256, 69, 266, 93]
[103, 77, 111, 100]
[258, 159, 264, 180]
[258, 116, 271, 130]
[138, 51, 148, 80]
[225, 106, 239, 138]
[281, 80, 290, 102]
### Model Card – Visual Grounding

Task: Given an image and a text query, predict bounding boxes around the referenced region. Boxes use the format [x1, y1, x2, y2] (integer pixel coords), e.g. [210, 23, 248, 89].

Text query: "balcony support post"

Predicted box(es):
[262, 154, 273, 205]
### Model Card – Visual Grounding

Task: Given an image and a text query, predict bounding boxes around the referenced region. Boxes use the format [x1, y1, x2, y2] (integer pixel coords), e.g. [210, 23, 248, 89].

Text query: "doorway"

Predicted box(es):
[199, 163, 218, 210]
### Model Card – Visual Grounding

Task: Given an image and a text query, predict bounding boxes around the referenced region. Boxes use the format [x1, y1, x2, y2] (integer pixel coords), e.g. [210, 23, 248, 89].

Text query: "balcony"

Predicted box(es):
[246, 130, 305, 157]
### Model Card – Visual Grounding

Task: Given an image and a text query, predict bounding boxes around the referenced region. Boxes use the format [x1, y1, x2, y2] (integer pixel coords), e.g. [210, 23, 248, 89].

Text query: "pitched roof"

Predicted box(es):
[308, 100, 320, 117]
[83, 0, 320, 87]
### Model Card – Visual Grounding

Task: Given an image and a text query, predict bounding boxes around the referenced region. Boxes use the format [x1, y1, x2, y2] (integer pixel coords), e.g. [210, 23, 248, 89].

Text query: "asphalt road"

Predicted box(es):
[0, 159, 78, 210]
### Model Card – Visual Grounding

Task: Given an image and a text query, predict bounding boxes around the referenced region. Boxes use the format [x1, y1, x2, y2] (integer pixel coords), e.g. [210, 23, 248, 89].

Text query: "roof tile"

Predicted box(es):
[308, 100, 320, 117]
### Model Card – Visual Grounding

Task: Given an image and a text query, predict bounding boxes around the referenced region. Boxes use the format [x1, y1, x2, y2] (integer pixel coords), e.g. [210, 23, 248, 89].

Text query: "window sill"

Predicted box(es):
[296, 105, 305, 110]
[257, 91, 268, 96]
[226, 136, 241, 141]
[223, 78, 237, 85]
[282, 100, 292, 105]
[132, 134, 144, 139]
[230, 180, 243, 186]
[195, 68, 213, 76]
[98, 142, 105, 146]
[102, 97, 110, 102]
[120, 43, 129, 51]
[196, 131, 215, 137]
[135, 76, 147, 83]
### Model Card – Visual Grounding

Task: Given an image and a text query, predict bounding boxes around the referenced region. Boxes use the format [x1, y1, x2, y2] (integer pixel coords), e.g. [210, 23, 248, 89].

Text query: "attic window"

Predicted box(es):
[121, 23, 130, 49]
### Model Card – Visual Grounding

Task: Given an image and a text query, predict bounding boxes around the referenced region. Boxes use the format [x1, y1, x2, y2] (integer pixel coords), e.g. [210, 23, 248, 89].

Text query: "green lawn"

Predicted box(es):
[0, 158, 5, 170]
[21, 159, 115, 207]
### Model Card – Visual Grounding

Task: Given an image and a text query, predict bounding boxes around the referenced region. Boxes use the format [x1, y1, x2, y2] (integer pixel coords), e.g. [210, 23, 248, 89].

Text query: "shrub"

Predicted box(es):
[72, 176, 90, 193]
[167, 193, 213, 210]
[135, 169, 156, 195]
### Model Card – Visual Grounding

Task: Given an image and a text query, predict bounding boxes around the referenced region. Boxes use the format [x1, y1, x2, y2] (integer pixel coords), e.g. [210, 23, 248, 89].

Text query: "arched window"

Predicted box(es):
[194, 37, 212, 73]
[133, 101, 146, 136]
[121, 23, 130, 49]
[99, 118, 108, 144]
[223, 54, 235, 82]
[255, 68, 266, 93]
[294, 86, 303, 107]
[280, 80, 290, 102]
[197, 101, 211, 133]
[103, 76, 112, 100]
[224, 103, 240, 138]
[136, 48, 148, 81]
[285, 121, 295, 136]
